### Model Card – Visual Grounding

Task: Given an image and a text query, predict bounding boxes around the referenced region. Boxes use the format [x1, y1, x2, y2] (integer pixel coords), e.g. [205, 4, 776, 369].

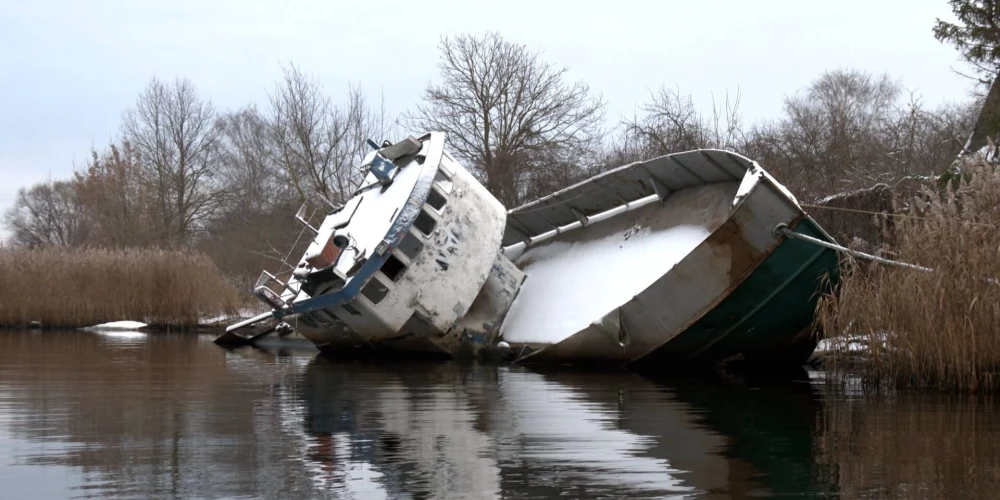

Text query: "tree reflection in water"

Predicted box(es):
[2, 331, 1000, 499]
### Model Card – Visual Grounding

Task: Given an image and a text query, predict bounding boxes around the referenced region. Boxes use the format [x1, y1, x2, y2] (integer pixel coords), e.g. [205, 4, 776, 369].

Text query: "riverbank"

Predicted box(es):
[816, 150, 1000, 392]
[0, 247, 241, 330]
[3, 151, 998, 393]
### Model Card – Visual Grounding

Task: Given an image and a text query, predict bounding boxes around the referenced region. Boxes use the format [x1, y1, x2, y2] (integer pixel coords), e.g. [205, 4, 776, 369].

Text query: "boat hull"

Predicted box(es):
[503, 169, 840, 368]
[631, 219, 838, 368]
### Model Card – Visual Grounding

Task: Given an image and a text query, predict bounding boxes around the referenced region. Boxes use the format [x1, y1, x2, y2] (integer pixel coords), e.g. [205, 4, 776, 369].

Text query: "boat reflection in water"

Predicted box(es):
[7, 331, 1000, 498]
[290, 358, 828, 498]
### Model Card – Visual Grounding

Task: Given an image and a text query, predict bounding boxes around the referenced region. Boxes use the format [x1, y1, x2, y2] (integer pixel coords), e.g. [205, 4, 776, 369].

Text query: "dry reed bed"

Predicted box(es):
[819, 155, 1000, 392]
[0, 247, 240, 328]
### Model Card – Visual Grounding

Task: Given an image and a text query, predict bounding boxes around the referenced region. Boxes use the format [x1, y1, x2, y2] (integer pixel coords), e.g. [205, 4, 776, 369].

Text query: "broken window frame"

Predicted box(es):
[413, 209, 438, 237]
[360, 274, 391, 306]
[426, 188, 447, 213]
[379, 253, 407, 282]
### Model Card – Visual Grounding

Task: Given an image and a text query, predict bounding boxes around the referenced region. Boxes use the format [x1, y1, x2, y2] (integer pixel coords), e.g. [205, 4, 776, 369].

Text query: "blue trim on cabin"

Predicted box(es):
[275, 153, 437, 319]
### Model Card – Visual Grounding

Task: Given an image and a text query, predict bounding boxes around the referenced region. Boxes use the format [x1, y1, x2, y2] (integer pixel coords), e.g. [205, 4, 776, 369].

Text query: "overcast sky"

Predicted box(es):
[0, 0, 978, 236]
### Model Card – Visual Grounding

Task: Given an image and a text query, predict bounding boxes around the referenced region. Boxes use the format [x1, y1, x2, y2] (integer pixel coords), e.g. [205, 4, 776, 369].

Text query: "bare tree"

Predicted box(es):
[409, 32, 605, 206]
[122, 77, 221, 245]
[770, 69, 901, 198]
[3, 179, 87, 248]
[72, 141, 156, 247]
[216, 105, 287, 215]
[267, 64, 391, 206]
[205, 73, 391, 291]
[621, 85, 746, 158]
[882, 96, 978, 178]
[614, 69, 976, 201]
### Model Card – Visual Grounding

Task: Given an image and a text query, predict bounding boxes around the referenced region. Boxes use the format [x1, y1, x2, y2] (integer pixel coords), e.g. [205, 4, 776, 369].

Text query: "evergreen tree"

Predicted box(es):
[934, 1, 1000, 82]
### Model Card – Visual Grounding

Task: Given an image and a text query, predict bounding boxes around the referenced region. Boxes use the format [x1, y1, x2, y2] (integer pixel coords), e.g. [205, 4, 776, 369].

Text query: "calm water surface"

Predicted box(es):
[2, 330, 1000, 499]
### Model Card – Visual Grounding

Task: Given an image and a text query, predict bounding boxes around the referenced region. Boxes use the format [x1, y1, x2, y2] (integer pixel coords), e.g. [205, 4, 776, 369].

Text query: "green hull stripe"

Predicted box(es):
[636, 219, 841, 364]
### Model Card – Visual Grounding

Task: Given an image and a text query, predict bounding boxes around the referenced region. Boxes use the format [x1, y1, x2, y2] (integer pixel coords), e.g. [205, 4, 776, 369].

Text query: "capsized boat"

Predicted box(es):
[498, 148, 840, 367]
[220, 131, 840, 368]
[221, 132, 523, 355]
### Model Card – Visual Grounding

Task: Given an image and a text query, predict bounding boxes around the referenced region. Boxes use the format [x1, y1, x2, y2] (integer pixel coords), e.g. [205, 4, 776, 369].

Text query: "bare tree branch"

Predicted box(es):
[408, 32, 605, 206]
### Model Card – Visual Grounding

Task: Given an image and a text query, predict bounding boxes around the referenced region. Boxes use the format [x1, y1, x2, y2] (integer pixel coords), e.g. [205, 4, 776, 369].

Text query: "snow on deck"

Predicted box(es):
[295, 137, 437, 290]
[500, 225, 709, 344]
[500, 182, 738, 345]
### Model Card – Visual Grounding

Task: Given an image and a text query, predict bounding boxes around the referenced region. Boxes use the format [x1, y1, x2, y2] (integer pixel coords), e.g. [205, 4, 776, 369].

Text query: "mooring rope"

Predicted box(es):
[773, 224, 934, 273]
[777, 224, 1000, 286]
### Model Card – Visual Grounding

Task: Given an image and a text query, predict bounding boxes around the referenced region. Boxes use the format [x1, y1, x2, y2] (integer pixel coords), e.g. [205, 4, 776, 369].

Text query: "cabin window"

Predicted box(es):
[361, 277, 390, 305]
[341, 302, 363, 316]
[434, 169, 453, 193]
[398, 231, 423, 260]
[380, 254, 406, 282]
[426, 189, 446, 211]
[440, 153, 458, 176]
[313, 309, 340, 327]
[414, 210, 437, 236]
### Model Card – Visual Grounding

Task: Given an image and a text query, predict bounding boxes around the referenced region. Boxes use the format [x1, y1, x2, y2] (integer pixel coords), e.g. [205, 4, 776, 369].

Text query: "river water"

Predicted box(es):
[1, 330, 999, 499]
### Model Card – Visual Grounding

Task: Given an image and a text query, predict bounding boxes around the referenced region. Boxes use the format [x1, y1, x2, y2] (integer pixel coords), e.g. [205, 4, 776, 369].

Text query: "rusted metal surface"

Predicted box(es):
[501, 181, 742, 362]
[500, 162, 815, 364]
[427, 252, 525, 356]
[304, 232, 342, 269]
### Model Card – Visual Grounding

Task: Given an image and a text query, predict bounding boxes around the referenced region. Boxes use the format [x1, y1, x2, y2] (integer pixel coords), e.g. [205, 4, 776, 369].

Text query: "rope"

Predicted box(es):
[773, 224, 934, 273]
[801, 203, 1000, 229]
[778, 224, 1000, 285]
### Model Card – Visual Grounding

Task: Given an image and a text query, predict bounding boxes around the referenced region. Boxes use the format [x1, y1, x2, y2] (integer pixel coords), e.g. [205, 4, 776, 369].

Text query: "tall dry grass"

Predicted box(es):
[0, 247, 240, 328]
[819, 153, 1000, 392]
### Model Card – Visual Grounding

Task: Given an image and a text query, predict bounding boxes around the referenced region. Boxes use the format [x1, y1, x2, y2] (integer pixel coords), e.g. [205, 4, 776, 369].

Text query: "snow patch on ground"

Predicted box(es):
[814, 332, 889, 353]
[84, 321, 148, 331]
[500, 223, 711, 345]
[807, 332, 891, 366]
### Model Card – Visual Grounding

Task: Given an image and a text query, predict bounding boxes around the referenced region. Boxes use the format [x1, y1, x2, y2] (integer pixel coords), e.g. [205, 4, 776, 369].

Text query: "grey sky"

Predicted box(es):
[0, 0, 977, 232]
